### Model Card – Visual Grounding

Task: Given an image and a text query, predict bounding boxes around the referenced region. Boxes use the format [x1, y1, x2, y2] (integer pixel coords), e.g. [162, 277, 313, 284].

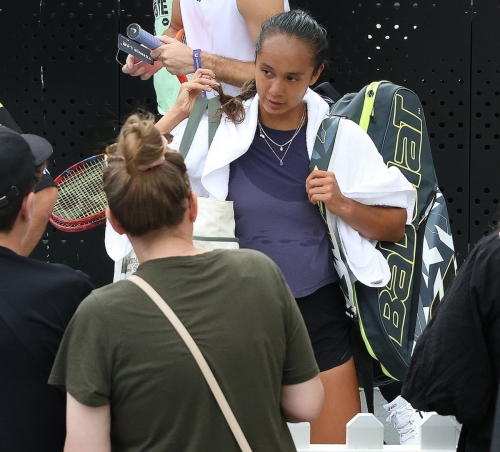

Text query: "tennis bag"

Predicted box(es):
[311, 81, 457, 388]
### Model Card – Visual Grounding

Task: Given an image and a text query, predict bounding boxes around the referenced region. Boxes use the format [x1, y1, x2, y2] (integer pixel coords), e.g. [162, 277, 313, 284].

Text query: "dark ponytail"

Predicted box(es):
[217, 79, 257, 124]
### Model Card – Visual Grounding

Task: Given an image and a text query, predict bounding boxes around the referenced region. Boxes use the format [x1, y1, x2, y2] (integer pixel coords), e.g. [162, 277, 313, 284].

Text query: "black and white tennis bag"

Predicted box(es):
[311, 81, 457, 386]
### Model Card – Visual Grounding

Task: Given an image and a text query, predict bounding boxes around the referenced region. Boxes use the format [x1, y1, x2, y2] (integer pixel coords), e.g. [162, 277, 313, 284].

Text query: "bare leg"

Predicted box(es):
[309, 357, 361, 444]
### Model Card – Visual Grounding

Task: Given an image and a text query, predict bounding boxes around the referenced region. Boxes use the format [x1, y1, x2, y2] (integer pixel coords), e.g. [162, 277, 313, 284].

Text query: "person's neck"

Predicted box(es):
[129, 227, 206, 265]
[0, 229, 25, 256]
[258, 101, 306, 131]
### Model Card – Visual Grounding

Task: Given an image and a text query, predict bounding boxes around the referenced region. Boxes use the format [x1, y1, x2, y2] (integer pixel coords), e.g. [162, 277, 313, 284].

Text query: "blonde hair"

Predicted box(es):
[103, 112, 190, 236]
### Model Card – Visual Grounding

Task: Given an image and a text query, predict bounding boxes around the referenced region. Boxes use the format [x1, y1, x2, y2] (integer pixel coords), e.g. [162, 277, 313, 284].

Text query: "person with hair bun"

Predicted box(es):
[49, 112, 324, 451]
[152, 9, 417, 444]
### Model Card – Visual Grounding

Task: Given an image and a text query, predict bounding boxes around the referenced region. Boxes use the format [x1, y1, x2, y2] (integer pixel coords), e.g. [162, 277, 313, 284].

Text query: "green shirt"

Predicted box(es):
[49, 249, 319, 451]
[153, 0, 180, 114]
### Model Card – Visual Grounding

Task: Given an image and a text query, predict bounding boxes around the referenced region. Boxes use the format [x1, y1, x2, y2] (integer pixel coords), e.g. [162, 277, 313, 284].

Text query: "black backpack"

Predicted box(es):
[311, 81, 457, 410]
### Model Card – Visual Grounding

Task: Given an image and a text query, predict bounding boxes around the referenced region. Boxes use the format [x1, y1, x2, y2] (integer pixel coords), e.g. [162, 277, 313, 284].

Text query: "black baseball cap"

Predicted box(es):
[0, 126, 53, 208]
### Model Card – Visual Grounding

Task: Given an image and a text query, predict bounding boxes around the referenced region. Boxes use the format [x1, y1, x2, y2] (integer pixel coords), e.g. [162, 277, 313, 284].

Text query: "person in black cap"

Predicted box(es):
[0, 126, 94, 452]
[0, 102, 58, 255]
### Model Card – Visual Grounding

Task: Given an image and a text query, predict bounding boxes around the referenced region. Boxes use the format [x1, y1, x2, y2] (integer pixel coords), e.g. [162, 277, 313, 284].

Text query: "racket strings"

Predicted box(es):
[53, 157, 107, 221]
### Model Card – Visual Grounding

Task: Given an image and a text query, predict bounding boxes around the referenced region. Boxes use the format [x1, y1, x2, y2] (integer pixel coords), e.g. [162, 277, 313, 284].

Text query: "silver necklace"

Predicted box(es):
[257, 105, 306, 166]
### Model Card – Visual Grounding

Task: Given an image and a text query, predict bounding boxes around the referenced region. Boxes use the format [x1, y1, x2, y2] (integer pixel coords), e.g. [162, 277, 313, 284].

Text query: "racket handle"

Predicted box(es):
[127, 23, 163, 50]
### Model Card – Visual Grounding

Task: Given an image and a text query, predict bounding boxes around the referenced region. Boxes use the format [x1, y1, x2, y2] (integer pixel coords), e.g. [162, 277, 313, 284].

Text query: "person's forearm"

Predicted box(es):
[155, 106, 187, 134]
[336, 199, 406, 243]
[64, 441, 110, 452]
[201, 52, 255, 88]
[163, 27, 179, 38]
[280, 376, 324, 423]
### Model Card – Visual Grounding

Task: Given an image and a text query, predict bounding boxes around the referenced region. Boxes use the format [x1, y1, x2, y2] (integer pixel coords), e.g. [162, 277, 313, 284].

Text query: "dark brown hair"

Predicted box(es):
[103, 112, 190, 237]
[218, 10, 328, 123]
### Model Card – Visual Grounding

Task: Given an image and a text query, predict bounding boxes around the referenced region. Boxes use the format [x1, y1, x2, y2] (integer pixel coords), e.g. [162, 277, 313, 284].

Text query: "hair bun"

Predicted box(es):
[118, 113, 165, 175]
[103, 114, 191, 236]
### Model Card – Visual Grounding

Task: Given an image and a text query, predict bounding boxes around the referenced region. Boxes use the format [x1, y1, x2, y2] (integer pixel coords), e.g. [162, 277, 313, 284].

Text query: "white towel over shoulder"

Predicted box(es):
[330, 118, 416, 287]
[104, 89, 417, 291]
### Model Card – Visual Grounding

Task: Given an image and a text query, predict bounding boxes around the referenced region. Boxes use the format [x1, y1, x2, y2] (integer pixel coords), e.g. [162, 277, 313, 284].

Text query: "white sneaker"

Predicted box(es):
[383, 395, 423, 445]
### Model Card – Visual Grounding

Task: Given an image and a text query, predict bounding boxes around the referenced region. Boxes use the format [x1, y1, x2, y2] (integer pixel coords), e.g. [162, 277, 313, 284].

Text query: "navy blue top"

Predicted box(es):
[227, 123, 337, 298]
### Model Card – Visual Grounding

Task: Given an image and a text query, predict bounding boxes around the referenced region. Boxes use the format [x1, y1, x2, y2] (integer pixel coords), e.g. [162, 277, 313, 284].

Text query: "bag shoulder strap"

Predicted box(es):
[310, 114, 342, 172]
[313, 82, 343, 103]
[179, 96, 222, 159]
[128, 275, 252, 452]
[359, 81, 383, 132]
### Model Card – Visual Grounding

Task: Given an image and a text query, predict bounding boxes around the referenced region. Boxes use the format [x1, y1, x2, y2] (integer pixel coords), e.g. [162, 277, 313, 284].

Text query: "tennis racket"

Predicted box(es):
[49, 153, 108, 233]
[126, 23, 193, 84]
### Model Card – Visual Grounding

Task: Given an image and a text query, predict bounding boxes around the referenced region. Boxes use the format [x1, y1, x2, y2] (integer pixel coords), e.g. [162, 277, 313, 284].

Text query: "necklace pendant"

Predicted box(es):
[260, 133, 265, 138]
[279, 161, 283, 166]
[280, 146, 283, 152]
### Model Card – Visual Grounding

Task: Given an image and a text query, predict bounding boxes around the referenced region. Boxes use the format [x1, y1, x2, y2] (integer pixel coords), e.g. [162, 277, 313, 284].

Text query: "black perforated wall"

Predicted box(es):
[0, 1, 495, 287]
[470, 1, 500, 246]
[1, 1, 121, 286]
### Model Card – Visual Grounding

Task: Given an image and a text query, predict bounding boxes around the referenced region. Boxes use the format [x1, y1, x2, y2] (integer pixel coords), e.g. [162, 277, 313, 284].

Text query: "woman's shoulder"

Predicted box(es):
[214, 249, 283, 279]
[76, 280, 137, 315]
[469, 231, 500, 274]
[339, 116, 371, 136]
[216, 248, 278, 267]
[475, 230, 500, 253]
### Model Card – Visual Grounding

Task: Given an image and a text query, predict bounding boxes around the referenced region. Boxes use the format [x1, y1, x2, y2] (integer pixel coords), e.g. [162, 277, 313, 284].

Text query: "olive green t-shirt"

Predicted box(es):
[49, 249, 319, 451]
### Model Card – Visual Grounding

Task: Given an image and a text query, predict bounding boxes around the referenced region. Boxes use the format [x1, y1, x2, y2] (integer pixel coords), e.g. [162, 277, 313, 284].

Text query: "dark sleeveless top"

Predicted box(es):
[227, 123, 337, 298]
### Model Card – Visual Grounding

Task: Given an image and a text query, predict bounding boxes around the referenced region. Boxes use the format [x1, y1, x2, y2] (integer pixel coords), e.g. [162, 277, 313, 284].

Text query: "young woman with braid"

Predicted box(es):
[147, 10, 417, 443]
[49, 113, 323, 451]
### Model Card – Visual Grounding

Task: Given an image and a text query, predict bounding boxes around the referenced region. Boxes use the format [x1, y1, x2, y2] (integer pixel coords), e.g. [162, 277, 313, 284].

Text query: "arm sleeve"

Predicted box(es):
[402, 236, 499, 426]
[48, 293, 113, 408]
[273, 266, 319, 385]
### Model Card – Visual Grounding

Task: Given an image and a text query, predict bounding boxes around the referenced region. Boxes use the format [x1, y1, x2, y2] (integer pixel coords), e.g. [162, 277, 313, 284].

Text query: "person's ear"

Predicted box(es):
[106, 207, 126, 235]
[19, 192, 35, 224]
[309, 64, 325, 86]
[188, 191, 198, 224]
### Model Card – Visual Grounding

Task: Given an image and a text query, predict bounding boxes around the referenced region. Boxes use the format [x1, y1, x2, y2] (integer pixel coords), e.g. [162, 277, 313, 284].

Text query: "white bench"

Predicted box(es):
[288, 413, 458, 451]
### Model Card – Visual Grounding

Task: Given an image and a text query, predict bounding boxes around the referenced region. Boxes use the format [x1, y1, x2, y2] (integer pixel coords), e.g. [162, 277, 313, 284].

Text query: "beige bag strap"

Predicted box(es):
[128, 275, 252, 452]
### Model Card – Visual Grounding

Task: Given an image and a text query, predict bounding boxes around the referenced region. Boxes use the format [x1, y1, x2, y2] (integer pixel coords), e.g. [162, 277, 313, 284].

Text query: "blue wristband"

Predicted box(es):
[192, 49, 206, 97]
[193, 49, 202, 71]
